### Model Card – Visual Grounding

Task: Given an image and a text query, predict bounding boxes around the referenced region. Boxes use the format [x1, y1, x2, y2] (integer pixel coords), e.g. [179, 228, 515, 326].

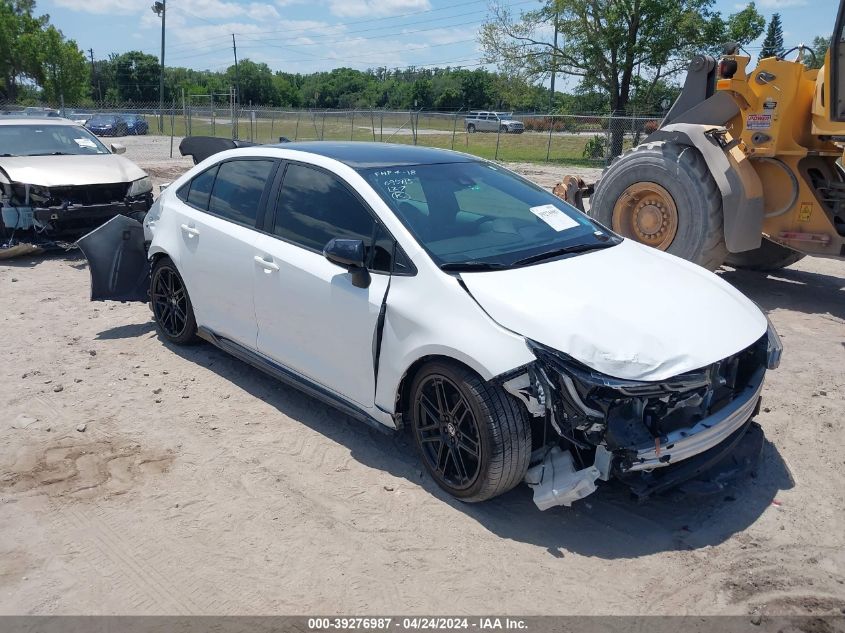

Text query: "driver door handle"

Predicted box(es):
[180, 224, 200, 237]
[254, 255, 280, 272]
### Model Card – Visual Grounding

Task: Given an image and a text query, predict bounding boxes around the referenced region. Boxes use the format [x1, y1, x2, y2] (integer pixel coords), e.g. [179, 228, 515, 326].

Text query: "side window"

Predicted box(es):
[208, 159, 275, 226]
[180, 165, 218, 210]
[274, 163, 401, 273]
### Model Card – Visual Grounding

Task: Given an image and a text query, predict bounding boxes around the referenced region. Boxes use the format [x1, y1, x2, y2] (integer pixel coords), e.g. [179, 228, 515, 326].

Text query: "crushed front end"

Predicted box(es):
[504, 323, 782, 509]
[0, 178, 152, 252]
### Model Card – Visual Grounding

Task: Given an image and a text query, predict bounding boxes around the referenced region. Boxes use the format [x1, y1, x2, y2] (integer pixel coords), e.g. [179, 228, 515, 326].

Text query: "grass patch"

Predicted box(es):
[148, 112, 606, 166]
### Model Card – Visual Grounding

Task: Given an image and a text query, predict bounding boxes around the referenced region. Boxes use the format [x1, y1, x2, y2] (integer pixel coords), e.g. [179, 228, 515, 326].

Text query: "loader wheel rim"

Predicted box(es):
[612, 182, 679, 250]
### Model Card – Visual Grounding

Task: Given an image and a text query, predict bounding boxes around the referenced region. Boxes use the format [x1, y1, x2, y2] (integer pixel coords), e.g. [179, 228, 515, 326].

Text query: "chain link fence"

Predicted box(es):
[1, 101, 662, 169]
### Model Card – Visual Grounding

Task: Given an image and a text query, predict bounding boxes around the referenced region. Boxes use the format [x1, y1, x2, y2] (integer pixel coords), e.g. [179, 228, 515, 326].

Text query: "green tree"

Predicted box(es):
[807, 35, 829, 70]
[112, 51, 160, 102]
[760, 13, 784, 59]
[227, 59, 275, 105]
[460, 70, 493, 109]
[37, 26, 88, 102]
[410, 78, 433, 108]
[0, 0, 48, 100]
[480, 0, 763, 153]
[723, 2, 765, 48]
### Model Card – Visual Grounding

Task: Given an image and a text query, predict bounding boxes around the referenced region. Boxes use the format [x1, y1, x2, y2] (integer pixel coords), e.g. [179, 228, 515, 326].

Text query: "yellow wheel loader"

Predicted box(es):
[556, 2, 845, 271]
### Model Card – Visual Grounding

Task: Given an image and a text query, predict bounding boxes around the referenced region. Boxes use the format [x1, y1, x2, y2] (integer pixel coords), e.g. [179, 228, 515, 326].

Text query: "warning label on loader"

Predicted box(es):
[747, 113, 772, 130]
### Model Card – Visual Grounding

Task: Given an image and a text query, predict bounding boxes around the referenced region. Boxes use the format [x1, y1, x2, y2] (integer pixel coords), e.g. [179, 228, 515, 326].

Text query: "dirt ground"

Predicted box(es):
[1, 155, 844, 616]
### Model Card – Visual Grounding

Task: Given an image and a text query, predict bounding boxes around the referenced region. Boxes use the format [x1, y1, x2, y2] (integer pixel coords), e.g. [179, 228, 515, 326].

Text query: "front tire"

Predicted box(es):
[500, 125, 508, 134]
[724, 238, 805, 271]
[150, 257, 198, 345]
[590, 142, 728, 270]
[409, 361, 530, 502]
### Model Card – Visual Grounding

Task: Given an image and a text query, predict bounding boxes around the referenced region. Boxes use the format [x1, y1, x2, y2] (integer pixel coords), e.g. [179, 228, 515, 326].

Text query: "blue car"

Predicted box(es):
[120, 113, 149, 135]
[85, 114, 128, 137]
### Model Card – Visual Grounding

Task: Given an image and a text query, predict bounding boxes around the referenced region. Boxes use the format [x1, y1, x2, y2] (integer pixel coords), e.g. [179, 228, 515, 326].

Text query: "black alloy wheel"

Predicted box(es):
[150, 258, 197, 345]
[414, 374, 483, 491]
[409, 361, 531, 502]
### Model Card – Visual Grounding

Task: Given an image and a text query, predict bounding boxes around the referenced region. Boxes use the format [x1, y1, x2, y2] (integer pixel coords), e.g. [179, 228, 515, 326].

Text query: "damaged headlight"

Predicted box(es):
[127, 176, 152, 197]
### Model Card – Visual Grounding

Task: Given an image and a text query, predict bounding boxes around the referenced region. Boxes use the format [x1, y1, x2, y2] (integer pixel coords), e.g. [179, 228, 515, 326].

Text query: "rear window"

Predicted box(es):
[182, 166, 217, 210]
[208, 159, 275, 226]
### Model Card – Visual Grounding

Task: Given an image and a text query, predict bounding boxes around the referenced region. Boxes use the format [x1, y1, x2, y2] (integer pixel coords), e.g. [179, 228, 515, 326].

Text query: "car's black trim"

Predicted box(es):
[197, 326, 394, 435]
[265, 141, 477, 168]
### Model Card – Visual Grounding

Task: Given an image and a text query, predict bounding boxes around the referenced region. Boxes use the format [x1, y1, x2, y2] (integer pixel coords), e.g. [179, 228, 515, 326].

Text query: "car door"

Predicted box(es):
[480, 112, 494, 132]
[252, 161, 397, 409]
[173, 157, 278, 349]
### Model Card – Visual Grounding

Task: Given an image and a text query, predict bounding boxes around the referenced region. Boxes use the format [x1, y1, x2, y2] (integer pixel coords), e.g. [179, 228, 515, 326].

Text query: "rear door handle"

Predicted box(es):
[254, 255, 280, 272]
[180, 224, 200, 237]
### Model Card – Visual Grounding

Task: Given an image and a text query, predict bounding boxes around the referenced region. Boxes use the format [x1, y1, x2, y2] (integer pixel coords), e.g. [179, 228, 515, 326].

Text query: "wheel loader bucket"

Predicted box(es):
[552, 176, 593, 212]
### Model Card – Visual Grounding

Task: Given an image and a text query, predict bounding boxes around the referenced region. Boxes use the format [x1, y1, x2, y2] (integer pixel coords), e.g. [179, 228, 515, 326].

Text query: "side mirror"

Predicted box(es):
[159, 182, 172, 192]
[110, 143, 126, 154]
[323, 238, 371, 289]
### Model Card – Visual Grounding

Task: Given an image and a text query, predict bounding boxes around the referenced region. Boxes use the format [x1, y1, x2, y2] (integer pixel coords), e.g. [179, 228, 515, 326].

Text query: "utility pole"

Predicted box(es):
[152, 0, 166, 132]
[87, 48, 101, 102]
[232, 33, 240, 140]
[549, 4, 559, 112]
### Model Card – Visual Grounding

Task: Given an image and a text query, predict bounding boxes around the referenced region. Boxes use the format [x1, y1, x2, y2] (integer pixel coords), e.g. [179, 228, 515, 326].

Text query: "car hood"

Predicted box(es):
[459, 239, 767, 381]
[0, 155, 146, 187]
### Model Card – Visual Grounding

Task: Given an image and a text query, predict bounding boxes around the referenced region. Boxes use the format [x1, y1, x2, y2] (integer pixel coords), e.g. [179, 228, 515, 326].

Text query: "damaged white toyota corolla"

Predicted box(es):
[79, 141, 781, 510]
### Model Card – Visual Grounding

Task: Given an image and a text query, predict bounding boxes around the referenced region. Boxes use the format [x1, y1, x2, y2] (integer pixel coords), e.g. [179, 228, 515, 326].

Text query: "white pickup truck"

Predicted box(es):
[464, 111, 525, 134]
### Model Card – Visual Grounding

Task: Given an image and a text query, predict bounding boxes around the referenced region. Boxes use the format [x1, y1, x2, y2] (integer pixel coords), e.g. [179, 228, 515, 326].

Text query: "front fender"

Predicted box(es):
[648, 123, 764, 253]
[374, 274, 534, 414]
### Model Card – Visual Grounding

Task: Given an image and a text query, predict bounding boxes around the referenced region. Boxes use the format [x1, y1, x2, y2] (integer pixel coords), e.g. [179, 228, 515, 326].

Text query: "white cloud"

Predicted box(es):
[756, 0, 807, 7]
[52, 0, 138, 15]
[328, 0, 431, 18]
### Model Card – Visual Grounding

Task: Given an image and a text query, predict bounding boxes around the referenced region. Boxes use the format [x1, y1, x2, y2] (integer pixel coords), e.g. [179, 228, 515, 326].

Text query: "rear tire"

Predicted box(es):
[724, 238, 805, 271]
[150, 257, 198, 345]
[590, 142, 728, 270]
[467, 124, 476, 133]
[409, 361, 530, 502]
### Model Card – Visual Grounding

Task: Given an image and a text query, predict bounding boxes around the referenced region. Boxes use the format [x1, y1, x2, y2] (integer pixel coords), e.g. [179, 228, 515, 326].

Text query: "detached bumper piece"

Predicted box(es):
[77, 215, 150, 302]
[508, 333, 775, 510]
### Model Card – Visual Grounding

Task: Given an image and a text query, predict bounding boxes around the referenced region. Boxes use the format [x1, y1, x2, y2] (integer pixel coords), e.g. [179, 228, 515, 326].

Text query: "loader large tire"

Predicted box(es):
[724, 238, 804, 272]
[590, 142, 728, 270]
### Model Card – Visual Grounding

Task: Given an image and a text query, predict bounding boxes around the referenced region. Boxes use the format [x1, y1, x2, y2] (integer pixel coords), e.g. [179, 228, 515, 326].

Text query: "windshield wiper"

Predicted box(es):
[439, 261, 510, 272]
[0, 153, 17, 157]
[28, 151, 72, 156]
[511, 241, 616, 267]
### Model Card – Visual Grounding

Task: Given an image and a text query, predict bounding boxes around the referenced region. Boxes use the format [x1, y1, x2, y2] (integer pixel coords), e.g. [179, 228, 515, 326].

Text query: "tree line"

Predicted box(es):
[1, 0, 832, 114]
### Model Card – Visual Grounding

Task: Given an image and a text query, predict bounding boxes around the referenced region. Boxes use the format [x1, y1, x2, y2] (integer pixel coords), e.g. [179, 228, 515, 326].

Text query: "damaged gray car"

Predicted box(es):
[0, 117, 153, 257]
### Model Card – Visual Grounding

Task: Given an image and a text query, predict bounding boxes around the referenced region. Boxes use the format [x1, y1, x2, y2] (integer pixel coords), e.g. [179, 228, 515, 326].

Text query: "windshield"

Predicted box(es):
[361, 161, 617, 268]
[0, 124, 110, 156]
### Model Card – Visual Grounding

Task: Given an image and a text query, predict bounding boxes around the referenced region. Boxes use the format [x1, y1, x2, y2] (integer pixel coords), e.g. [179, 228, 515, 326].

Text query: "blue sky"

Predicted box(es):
[40, 0, 836, 81]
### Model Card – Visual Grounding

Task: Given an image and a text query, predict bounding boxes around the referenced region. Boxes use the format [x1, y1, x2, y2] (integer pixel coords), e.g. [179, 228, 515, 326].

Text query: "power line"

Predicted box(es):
[167, 16, 485, 60]
[167, 36, 478, 63]
[164, 0, 534, 53]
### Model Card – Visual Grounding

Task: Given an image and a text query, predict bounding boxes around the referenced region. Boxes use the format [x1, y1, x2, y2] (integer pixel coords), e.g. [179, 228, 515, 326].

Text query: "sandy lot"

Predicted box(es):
[0, 156, 844, 616]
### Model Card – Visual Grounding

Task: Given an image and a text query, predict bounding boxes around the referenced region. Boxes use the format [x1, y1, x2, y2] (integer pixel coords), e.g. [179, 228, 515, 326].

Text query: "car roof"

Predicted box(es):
[0, 117, 80, 126]
[266, 141, 479, 168]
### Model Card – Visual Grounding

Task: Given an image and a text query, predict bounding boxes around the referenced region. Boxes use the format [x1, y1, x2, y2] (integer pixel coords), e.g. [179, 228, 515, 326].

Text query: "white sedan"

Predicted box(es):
[79, 142, 781, 509]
